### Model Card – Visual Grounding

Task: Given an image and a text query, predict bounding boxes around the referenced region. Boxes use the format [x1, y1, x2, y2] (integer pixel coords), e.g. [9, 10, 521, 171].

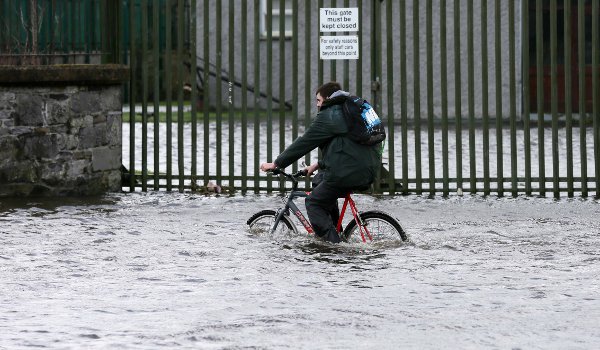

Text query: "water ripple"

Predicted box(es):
[0, 193, 599, 348]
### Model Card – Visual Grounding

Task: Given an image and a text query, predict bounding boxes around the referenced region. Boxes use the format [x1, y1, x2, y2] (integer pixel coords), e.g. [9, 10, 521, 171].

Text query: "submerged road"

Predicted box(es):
[1, 193, 599, 349]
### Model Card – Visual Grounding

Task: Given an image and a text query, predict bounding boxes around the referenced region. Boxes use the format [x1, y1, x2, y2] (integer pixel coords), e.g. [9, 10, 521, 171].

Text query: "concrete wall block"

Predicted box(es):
[101, 86, 122, 112]
[93, 115, 107, 124]
[62, 134, 79, 150]
[92, 147, 121, 172]
[94, 123, 108, 147]
[0, 136, 19, 167]
[39, 160, 66, 186]
[106, 113, 122, 146]
[69, 116, 85, 130]
[22, 134, 65, 159]
[70, 91, 102, 115]
[79, 126, 96, 149]
[46, 100, 70, 125]
[0, 91, 16, 103]
[105, 170, 121, 191]
[47, 93, 70, 101]
[9, 126, 33, 136]
[73, 149, 92, 160]
[66, 159, 90, 179]
[49, 124, 69, 135]
[67, 115, 94, 135]
[1, 160, 38, 183]
[2, 119, 15, 129]
[0, 109, 14, 121]
[84, 115, 94, 127]
[77, 170, 120, 195]
[16, 94, 45, 126]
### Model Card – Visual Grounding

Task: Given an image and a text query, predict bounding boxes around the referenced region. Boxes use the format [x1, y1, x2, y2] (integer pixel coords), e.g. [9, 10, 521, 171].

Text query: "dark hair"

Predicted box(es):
[315, 81, 342, 99]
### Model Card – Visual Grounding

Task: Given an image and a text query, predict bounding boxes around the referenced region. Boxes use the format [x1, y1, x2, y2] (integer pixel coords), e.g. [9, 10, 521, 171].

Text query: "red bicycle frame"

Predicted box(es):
[270, 169, 374, 243]
[337, 193, 373, 243]
[288, 192, 372, 243]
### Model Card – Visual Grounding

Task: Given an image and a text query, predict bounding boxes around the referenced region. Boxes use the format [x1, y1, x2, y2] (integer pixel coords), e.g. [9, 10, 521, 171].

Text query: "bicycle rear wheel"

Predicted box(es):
[342, 211, 407, 243]
[247, 210, 298, 238]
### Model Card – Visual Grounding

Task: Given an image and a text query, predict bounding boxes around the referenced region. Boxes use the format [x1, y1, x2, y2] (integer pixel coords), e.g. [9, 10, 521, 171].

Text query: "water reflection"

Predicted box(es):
[0, 195, 119, 213]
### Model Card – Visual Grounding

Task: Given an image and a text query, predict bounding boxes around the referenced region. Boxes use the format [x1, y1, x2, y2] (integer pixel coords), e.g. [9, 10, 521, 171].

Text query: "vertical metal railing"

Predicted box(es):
[266, 0, 273, 193]
[481, 0, 490, 196]
[427, 0, 435, 197]
[551, 0, 559, 199]
[303, 0, 312, 190]
[453, 0, 463, 194]
[577, 0, 585, 194]
[141, 0, 148, 192]
[440, 0, 449, 197]
[122, 0, 598, 198]
[508, 0, 517, 198]
[128, 0, 136, 192]
[467, 0, 476, 195]
[253, 0, 262, 193]
[165, 0, 173, 191]
[494, 0, 504, 196]
[399, 0, 409, 195]
[228, 0, 235, 192]
[413, 0, 422, 194]
[176, 0, 185, 193]
[241, 0, 249, 193]
[217, 1, 224, 187]
[385, 0, 396, 194]
[522, 0, 531, 196]
[564, 0, 574, 197]
[592, 1, 600, 197]
[536, 0, 546, 196]
[190, 0, 198, 189]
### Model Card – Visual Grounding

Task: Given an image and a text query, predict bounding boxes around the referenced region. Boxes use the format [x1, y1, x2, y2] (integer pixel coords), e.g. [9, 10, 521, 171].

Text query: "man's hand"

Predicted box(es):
[260, 162, 277, 172]
[305, 163, 319, 176]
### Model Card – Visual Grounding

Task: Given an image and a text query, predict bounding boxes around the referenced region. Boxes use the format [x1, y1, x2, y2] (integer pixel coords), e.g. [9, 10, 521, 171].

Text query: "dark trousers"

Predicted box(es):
[305, 173, 348, 243]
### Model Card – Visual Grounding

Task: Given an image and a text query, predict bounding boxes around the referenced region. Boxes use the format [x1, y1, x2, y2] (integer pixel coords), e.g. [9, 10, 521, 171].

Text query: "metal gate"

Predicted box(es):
[124, 0, 599, 198]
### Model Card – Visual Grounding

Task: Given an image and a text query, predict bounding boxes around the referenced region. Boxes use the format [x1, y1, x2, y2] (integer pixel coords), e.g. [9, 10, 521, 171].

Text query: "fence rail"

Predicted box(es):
[123, 0, 599, 198]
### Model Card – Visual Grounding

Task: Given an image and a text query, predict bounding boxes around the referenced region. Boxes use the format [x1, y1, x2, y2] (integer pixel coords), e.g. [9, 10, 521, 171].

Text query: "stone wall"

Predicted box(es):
[0, 65, 128, 197]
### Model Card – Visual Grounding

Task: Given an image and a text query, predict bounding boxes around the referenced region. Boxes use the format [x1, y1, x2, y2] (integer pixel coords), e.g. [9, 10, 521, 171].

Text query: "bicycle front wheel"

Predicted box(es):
[247, 210, 298, 238]
[343, 211, 407, 243]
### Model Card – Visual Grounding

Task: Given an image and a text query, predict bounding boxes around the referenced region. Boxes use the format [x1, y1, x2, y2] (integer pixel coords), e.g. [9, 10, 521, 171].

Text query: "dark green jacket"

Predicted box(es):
[274, 98, 382, 188]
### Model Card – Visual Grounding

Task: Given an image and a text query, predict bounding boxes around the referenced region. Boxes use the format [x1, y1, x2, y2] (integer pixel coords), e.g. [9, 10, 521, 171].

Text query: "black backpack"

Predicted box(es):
[342, 95, 386, 146]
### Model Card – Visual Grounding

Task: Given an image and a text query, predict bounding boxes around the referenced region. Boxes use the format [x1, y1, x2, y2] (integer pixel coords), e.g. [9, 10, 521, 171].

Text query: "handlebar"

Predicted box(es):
[269, 168, 308, 179]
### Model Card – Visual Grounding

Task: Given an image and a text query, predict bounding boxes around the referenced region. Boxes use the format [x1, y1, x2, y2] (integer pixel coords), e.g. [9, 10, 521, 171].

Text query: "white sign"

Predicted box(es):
[320, 35, 359, 60]
[319, 8, 359, 32]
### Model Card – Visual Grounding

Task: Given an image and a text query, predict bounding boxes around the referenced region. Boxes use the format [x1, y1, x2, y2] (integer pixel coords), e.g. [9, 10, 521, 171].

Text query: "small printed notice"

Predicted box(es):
[320, 35, 359, 60]
[319, 8, 359, 32]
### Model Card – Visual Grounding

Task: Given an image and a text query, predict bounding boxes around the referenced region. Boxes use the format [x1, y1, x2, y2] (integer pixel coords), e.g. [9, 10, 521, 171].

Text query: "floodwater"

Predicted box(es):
[1, 192, 599, 349]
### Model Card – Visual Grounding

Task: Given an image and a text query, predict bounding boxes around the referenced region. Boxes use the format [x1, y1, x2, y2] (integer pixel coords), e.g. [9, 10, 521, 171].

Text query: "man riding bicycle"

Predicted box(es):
[260, 82, 382, 243]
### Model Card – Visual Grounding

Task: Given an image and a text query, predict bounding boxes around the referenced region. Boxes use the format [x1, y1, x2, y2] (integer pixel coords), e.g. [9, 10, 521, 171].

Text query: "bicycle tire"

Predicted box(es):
[342, 211, 407, 243]
[247, 210, 298, 238]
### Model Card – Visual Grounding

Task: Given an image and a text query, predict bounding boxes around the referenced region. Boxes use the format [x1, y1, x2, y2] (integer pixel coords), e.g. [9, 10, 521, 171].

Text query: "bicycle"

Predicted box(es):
[247, 169, 407, 244]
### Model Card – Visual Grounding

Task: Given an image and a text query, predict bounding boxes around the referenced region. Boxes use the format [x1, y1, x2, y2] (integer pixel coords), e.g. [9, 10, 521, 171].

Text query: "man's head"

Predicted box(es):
[315, 81, 342, 109]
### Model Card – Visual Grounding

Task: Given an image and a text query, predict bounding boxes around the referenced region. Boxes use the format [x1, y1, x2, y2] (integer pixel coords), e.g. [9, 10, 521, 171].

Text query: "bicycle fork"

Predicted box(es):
[269, 208, 284, 235]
